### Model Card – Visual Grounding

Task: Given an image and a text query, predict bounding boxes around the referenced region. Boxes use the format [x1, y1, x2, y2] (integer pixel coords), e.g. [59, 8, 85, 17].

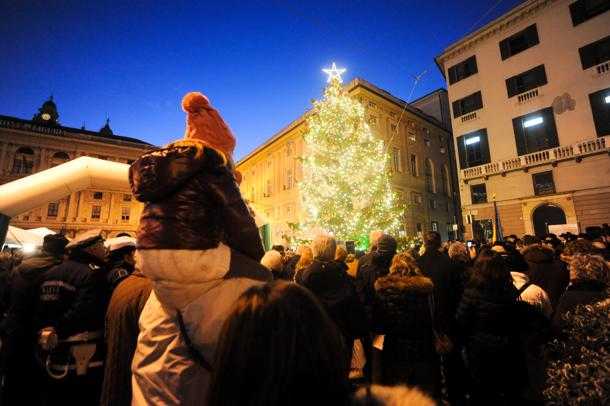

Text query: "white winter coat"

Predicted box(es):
[131, 243, 271, 405]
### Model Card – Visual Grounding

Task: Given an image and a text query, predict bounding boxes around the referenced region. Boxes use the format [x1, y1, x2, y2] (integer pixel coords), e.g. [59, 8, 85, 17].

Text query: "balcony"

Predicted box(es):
[461, 135, 609, 181]
[517, 88, 539, 104]
[596, 61, 609, 76]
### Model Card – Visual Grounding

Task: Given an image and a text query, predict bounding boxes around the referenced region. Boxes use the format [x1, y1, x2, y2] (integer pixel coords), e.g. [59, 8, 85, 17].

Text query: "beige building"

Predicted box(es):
[436, 0, 610, 240]
[0, 97, 152, 238]
[237, 78, 460, 246]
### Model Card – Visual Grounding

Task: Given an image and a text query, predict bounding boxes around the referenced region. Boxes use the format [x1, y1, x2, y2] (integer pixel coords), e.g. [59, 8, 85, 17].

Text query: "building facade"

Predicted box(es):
[436, 0, 610, 240]
[237, 78, 460, 246]
[0, 97, 153, 238]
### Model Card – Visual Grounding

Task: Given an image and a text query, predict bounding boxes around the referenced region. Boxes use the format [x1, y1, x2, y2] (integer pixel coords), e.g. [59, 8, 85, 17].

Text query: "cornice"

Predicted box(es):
[436, 0, 557, 67]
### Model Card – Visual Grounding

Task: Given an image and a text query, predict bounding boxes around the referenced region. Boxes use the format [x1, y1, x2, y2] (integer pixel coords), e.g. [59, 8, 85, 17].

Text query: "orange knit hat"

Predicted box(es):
[182, 92, 236, 158]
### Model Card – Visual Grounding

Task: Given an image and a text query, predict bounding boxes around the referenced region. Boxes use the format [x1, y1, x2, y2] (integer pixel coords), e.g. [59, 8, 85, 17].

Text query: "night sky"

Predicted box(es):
[1, 0, 523, 159]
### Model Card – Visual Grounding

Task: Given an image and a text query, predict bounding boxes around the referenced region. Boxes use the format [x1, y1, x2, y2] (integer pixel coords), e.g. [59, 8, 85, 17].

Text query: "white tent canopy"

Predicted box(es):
[0, 157, 131, 218]
[5, 225, 47, 247]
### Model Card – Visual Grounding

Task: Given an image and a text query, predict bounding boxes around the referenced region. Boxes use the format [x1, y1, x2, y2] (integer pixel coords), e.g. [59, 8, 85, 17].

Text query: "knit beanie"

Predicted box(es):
[182, 92, 236, 158]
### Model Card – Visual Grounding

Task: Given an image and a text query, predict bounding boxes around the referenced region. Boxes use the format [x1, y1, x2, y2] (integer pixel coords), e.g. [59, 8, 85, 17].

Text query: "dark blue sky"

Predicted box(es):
[1, 0, 522, 159]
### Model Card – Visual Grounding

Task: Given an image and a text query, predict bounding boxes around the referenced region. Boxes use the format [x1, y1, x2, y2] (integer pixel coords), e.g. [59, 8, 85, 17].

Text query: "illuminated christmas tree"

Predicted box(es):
[299, 63, 403, 243]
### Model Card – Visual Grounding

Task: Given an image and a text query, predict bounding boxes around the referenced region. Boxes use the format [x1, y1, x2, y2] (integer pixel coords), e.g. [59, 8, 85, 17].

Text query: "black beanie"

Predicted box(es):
[43, 234, 69, 257]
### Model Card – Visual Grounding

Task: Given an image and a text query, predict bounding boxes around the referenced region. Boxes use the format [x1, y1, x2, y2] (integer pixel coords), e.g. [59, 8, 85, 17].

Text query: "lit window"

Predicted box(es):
[523, 116, 544, 128]
[605, 95, 610, 104]
[93, 191, 103, 200]
[464, 136, 480, 145]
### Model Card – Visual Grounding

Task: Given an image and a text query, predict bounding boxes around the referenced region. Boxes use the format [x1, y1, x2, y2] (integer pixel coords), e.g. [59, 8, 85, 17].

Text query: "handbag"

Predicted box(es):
[427, 294, 453, 355]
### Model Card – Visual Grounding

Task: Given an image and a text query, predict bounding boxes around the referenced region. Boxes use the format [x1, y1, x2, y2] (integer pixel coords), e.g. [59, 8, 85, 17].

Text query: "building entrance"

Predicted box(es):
[532, 204, 566, 237]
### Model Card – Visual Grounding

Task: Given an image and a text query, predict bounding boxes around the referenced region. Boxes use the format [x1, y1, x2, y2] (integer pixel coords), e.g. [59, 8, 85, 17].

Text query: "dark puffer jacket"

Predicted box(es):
[523, 245, 569, 309]
[298, 260, 367, 353]
[129, 141, 264, 261]
[373, 274, 440, 393]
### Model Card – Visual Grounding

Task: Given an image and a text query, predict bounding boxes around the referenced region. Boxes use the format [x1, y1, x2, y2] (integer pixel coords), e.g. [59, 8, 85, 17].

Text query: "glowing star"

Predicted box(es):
[322, 62, 346, 83]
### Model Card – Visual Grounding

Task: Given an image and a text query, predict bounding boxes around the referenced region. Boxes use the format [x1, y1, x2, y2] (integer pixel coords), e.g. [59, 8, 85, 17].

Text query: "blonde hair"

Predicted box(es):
[296, 245, 313, 271]
[312, 234, 336, 262]
[335, 246, 348, 262]
[389, 252, 422, 277]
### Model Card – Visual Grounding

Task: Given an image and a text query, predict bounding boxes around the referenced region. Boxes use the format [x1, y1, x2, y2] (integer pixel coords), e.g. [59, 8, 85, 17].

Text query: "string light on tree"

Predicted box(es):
[298, 63, 403, 243]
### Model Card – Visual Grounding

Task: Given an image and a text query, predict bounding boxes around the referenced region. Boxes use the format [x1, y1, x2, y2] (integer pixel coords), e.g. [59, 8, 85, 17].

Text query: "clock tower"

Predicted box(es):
[33, 95, 59, 125]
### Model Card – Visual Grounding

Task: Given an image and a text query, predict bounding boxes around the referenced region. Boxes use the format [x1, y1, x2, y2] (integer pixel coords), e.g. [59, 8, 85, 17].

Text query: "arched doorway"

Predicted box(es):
[532, 204, 566, 237]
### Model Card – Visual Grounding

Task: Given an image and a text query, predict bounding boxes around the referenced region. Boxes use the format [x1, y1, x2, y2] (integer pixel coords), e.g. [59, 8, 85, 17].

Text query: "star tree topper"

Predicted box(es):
[322, 62, 346, 83]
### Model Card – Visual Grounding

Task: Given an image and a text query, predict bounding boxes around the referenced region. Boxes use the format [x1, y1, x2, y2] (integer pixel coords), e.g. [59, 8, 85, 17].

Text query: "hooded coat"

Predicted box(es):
[373, 274, 440, 394]
[129, 141, 271, 405]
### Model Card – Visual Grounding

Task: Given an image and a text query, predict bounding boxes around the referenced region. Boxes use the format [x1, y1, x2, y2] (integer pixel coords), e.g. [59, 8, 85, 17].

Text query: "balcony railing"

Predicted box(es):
[596, 61, 610, 75]
[461, 135, 609, 181]
[517, 88, 539, 103]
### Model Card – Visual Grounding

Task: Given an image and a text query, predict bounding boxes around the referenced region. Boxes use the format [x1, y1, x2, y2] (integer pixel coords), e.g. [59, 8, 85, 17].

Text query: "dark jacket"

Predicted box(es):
[101, 273, 152, 406]
[417, 249, 457, 334]
[298, 260, 367, 347]
[456, 287, 531, 392]
[129, 141, 264, 261]
[553, 280, 608, 329]
[355, 251, 393, 322]
[523, 245, 569, 309]
[373, 274, 439, 389]
[34, 253, 108, 337]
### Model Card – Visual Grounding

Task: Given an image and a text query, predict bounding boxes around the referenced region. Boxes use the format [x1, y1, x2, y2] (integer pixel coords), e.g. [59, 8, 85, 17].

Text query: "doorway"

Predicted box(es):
[532, 204, 566, 237]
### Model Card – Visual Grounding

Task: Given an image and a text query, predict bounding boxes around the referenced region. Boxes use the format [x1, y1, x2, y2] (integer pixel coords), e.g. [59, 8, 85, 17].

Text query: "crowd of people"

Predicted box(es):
[0, 91, 608, 405]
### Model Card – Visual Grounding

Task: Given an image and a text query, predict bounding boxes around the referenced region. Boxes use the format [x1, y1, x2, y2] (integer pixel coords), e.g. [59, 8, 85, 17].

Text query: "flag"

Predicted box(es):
[492, 199, 504, 243]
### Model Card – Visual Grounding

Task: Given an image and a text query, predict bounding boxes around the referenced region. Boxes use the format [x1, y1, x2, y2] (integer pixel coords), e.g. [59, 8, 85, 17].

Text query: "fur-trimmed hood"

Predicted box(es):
[375, 274, 434, 294]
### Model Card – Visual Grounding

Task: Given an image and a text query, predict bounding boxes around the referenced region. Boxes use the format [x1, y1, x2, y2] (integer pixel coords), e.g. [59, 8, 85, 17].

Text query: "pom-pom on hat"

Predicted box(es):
[181, 92, 236, 158]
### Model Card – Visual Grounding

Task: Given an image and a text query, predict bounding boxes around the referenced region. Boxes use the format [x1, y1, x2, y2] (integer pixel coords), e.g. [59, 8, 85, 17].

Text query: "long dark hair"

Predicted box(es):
[469, 249, 515, 297]
[208, 281, 350, 406]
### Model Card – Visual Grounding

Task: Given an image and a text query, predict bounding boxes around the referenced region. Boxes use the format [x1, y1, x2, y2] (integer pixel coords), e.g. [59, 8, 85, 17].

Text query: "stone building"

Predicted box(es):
[0, 97, 153, 238]
[237, 78, 460, 246]
[436, 0, 610, 240]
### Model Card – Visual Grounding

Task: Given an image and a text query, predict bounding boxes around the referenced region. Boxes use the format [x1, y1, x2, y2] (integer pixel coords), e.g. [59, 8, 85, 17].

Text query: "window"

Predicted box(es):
[411, 192, 423, 205]
[12, 147, 34, 174]
[431, 221, 439, 232]
[429, 199, 437, 209]
[410, 154, 418, 176]
[471, 184, 488, 204]
[265, 179, 272, 197]
[51, 151, 70, 167]
[424, 159, 435, 193]
[123, 194, 132, 202]
[452, 91, 483, 118]
[47, 202, 59, 217]
[579, 35, 610, 70]
[499, 24, 539, 60]
[93, 191, 103, 200]
[91, 205, 101, 220]
[570, 0, 610, 26]
[448, 55, 478, 85]
[589, 87, 610, 136]
[286, 141, 294, 156]
[285, 169, 293, 190]
[457, 129, 491, 169]
[441, 165, 450, 195]
[532, 171, 556, 195]
[392, 147, 402, 172]
[506, 65, 547, 98]
[121, 207, 130, 222]
[512, 107, 559, 155]
[416, 223, 422, 233]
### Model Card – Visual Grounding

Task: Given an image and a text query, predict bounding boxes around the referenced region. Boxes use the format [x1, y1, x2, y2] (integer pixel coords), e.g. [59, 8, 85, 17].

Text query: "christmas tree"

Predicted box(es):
[299, 63, 403, 243]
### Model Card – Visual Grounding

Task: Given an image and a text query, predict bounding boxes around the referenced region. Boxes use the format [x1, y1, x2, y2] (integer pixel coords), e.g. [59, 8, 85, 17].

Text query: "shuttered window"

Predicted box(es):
[579, 35, 610, 70]
[506, 65, 548, 98]
[471, 184, 488, 204]
[589, 87, 610, 137]
[456, 129, 490, 169]
[452, 91, 483, 118]
[448, 56, 478, 85]
[499, 24, 539, 60]
[512, 107, 559, 156]
[570, 0, 610, 26]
